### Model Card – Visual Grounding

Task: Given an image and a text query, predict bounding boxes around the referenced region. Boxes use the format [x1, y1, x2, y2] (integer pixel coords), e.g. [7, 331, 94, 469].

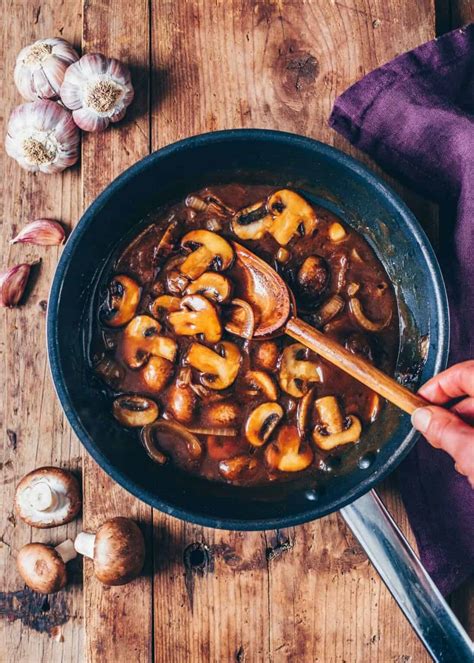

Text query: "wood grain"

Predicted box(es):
[150, 2, 448, 662]
[81, 1, 153, 662]
[0, 1, 83, 661]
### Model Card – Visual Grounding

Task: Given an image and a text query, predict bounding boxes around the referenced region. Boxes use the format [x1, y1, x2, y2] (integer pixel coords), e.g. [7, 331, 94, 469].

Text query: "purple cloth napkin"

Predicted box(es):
[329, 24, 474, 595]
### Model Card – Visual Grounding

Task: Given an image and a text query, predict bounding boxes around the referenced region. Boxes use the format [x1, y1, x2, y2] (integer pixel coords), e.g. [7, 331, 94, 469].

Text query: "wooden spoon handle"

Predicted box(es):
[285, 316, 428, 415]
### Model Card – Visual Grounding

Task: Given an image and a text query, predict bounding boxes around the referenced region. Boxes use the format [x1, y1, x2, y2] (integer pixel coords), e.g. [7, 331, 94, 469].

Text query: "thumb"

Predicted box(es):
[412, 406, 474, 481]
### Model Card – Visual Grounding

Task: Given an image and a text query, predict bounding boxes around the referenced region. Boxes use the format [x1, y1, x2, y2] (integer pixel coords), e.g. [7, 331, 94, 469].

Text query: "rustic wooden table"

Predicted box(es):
[1, 1, 473, 661]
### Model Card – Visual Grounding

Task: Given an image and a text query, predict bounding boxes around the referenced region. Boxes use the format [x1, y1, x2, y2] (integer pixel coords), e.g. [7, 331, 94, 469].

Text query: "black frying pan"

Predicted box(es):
[47, 130, 472, 661]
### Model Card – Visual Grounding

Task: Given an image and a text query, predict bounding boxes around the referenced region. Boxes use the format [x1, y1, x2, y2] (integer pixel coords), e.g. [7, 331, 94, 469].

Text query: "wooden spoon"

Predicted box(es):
[233, 242, 428, 415]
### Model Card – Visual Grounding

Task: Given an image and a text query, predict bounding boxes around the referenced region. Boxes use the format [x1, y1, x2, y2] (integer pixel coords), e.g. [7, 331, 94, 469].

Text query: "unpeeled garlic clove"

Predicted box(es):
[14, 38, 79, 101]
[60, 53, 134, 132]
[11, 219, 66, 246]
[0, 264, 33, 308]
[5, 100, 80, 173]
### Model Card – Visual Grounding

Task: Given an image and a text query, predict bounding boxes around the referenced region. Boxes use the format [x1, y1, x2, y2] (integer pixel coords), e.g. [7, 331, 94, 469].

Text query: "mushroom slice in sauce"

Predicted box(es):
[265, 424, 313, 472]
[218, 455, 258, 481]
[244, 370, 278, 401]
[266, 189, 318, 245]
[312, 395, 362, 450]
[113, 395, 159, 427]
[150, 294, 181, 317]
[103, 275, 141, 327]
[278, 343, 322, 398]
[168, 294, 223, 343]
[184, 272, 233, 303]
[245, 402, 284, 447]
[180, 229, 234, 280]
[122, 315, 177, 368]
[142, 355, 174, 393]
[231, 201, 272, 240]
[185, 341, 241, 390]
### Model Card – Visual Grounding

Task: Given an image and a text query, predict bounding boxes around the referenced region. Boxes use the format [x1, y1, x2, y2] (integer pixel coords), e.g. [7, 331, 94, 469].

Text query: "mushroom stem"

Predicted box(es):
[74, 531, 95, 559]
[55, 538, 77, 563]
[27, 481, 59, 512]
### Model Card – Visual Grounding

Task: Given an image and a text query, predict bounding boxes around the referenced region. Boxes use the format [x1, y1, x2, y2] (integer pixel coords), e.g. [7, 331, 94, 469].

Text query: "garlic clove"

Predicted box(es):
[5, 100, 80, 173]
[60, 53, 134, 132]
[0, 264, 33, 308]
[14, 38, 79, 101]
[11, 219, 66, 246]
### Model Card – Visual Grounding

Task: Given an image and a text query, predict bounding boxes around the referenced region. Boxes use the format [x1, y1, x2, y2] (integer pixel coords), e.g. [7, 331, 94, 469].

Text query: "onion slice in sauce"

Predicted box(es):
[349, 297, 392, 332]
[313, 295, 344, 327]
[296, 387, 315, 436]
[141, 420, 203, 464]
[225, 298, 255, 339]
[186, 425, 237, 437]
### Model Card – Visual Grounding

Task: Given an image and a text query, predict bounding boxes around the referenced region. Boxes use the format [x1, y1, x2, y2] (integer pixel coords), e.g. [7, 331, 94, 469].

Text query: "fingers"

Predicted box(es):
[419, 360, 474, 404]
[412, 406, 474, 485]
[452, 397, 474, 425]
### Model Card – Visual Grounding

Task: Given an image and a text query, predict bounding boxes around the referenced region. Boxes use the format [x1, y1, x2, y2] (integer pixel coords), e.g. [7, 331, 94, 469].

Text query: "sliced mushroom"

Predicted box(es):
[204, 401, 240, 426]
[184, 272, 233, 303]
[328, 221, 347, 242]
[122, 315, 177, 368]
[103, 275, 141, 327]
[15, 467, 81, 529]
[296, 255, 330, 305]
[313, 295, 344, 327]
[245, 402, 284, 447]
[185, 341, 241, 390]
[207, 435, 239, 461]
[150, 294, 181, 317]
[141, 419, 202, 464]
[252, 340, 279, 372]
[349, 297, 392, 332]
[231, 201, 272, 240]
[142, 355, 174, 393]
[278, 343, 322, 398]
[113, 395, 159, 427]
[168, 294, 222, 343]
[164, 256, 190, 295]
[17, 540, 77, 594]
[180, 230, 234, 280]
[265, 424, 313, 472]
[218, 455, 258, 481]
[266, 190, 318, 245]
[312, 395, 362, 450]
[166, 377, 197, 423]
[225, 298, 255, 339]
[244, 370, 278, 401]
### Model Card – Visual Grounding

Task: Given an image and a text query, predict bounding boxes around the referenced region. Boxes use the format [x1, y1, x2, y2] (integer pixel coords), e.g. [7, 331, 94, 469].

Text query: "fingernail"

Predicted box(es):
[411, 408, 432, 433]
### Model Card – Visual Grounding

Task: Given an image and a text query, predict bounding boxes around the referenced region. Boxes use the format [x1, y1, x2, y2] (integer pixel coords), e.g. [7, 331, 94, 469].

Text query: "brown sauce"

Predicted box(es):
[93, 184, 399, 486]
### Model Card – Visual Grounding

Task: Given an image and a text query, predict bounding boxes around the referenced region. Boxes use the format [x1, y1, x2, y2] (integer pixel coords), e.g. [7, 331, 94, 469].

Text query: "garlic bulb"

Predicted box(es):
[5, 100, 80, 173]
[0, 264, 32, 307]
[14, 38, 79, 101]
[60, 53, 134, 132]
[11, 219, 65, 246]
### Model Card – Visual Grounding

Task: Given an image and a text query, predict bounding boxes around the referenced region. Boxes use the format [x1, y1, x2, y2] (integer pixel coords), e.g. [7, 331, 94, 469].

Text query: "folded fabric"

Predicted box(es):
[329, 24, 474, 595]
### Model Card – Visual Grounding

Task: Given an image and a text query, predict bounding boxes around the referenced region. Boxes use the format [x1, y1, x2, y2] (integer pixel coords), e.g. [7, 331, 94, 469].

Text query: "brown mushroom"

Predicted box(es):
[113, 395, 159, 427]
[204, 401, 240, 426]
[218, 455, 258, 481]
[103, 275, 141, 327]
[141, 355, 174, 393]
[168, 294, 222, 343]
[245, 402, 284, 447]
[122, 315, 177, 368]
[185, 341, 241, 390]
[231, 201, 272, 240]
[141, 419, 203, 464]
[207, 435, 239, 461]
[349, 297, 392, 332]
[15, 467, 81, 528]
[266, 190, 318, 245]
[74, 517, 145, 586]
[296, 255, 330, 305]
[265, 424, 313, 472]
[149, 294, 181, 318]
[166, 373, 197, 423]
[312, 396, 362, 450]
[184, 272, 233, 303]
[252, 340, 279, 372]
[278, 343, 322, 398]
[17, 540, 77, 594]
[244, 370, 278, 401]
[179, 229, 234, 280]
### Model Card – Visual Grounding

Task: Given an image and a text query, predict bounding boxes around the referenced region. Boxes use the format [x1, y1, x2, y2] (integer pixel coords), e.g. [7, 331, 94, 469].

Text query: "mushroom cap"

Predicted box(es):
[17, 543, 67, 594]
[15, 466, 81, 528]
[93, 517, 145, 586]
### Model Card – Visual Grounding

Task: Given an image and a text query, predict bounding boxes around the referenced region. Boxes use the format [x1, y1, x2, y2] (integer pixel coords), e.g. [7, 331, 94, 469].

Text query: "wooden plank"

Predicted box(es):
[150, 1, 444, 661]
[81, 1, 153, 662]
[0, 1, 83, 660]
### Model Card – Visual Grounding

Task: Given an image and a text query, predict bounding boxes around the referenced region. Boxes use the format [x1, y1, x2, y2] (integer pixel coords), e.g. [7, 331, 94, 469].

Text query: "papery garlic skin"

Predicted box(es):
[11, 219, 65, 246]
[0, 264, 32, 308]
[60, 53, 134, 132]
[5, 100, 80, 174]
[14, 38, 79, 101]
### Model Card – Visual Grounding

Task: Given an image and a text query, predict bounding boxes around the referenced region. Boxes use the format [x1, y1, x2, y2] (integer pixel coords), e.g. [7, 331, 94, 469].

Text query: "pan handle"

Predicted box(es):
[340, 490, 473, 662]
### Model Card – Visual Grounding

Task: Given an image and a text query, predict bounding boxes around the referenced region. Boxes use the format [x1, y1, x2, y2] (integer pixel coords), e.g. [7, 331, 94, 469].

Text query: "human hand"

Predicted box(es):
[411, 361, 474, 486]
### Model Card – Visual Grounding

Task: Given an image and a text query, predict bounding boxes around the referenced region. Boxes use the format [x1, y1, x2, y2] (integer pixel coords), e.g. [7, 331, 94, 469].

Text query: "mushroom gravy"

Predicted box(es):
[93, 185, 398, 486]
